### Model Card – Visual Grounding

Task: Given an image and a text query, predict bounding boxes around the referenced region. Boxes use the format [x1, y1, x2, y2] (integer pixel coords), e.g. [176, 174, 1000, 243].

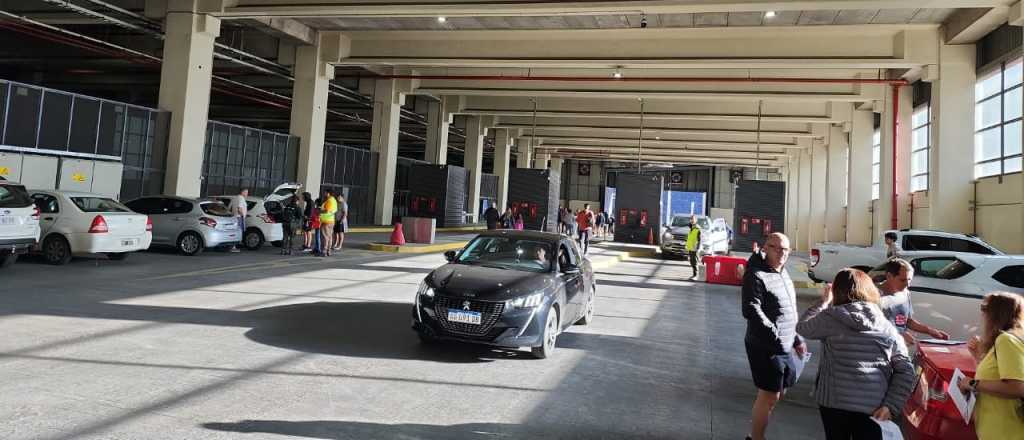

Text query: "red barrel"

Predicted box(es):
[904, 343, 977, 440]
[702, 255, 747, 286]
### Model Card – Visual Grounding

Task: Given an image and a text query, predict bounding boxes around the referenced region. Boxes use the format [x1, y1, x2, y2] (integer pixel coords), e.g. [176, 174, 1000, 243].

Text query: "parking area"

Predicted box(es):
[1, 243, 825, 439]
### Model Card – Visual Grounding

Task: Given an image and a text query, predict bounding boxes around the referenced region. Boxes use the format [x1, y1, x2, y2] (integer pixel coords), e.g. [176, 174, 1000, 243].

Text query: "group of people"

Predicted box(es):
[483, 206, 526, 231]
[276, 189, 348, 257]
[742, 232, 1024, 440]
[558, 206, 613, 241]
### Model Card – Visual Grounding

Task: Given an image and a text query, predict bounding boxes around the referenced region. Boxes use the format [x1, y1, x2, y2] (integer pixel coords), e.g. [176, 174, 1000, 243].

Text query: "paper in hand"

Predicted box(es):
[871, 418, 904, 440]
[949, 368, 976, 424]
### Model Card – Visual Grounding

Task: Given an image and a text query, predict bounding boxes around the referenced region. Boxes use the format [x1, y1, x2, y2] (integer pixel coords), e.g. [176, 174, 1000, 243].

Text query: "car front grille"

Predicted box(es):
[433, 296, 504, 337]
[672, 233, 686, 241]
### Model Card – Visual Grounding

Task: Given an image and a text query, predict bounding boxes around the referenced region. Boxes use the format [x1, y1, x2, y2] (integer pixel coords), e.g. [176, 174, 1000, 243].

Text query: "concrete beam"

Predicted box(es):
[241, 17, 317, 45]
[944, 7, 1011, 44]
[419, 87, 870, 103]
[495, 124, 817, 139]
[517, 135, 797, 150]
[466, 109, 838, 124]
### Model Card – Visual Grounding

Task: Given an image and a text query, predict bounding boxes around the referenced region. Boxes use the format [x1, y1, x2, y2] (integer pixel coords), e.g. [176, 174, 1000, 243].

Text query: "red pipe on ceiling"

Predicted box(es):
[341, 74, 910, 86]
[891, 84, 901, 230]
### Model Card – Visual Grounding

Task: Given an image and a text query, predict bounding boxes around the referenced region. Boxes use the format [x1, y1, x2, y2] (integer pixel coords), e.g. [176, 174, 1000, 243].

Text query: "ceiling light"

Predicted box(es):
[765, 11, 776, 18]
[437, 16, 447, 23]
[612, 68, 623, 79]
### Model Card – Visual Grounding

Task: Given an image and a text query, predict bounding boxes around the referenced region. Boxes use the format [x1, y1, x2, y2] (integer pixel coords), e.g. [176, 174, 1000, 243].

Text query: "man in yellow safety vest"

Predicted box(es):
[685, 216, 702, 280]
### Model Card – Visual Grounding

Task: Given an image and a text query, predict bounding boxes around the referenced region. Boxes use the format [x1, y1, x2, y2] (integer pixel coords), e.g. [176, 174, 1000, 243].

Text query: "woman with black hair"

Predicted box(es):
[301, 192, 314, 251]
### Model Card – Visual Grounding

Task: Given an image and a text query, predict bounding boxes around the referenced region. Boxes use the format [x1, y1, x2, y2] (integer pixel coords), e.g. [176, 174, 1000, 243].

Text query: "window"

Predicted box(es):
[0, 184, 32, 208]
[872, 130, 881, 200]
[911, 257, 974, 280]
[455, 236, 553, 273]
[31, 194, 59, 213]
[199, 201, 231, 216]
[163, 199, 193, 215]
[125, 197, 161, 214]
[992, 265, 1024, 288]
[974, 57, 1023, 178]
[911, 105, 930, 191]
[70, 197, 130, 213]
[902, 234, 999, 255]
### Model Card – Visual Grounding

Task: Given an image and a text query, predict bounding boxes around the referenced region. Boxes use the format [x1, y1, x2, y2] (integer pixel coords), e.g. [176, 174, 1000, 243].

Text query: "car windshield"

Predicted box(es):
[456, 236, 553, 273]
[0, 184, 32, 208]
[672, 216, 709, 229]
[200, 202, 232, 216]
[71, 197, 131, 213]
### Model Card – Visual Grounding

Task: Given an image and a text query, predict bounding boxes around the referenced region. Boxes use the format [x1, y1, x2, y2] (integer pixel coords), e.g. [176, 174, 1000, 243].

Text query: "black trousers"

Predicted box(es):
[578, 229, 590, 254]
[819, 407, 882, 440]
[688, 251, 698, 273]
[281, 223, 294, 252]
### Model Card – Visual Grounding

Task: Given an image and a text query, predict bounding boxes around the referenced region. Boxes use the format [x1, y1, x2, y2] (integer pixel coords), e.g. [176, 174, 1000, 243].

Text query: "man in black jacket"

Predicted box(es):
[484, 205, 500, 230]
[742, 233, 806, 440]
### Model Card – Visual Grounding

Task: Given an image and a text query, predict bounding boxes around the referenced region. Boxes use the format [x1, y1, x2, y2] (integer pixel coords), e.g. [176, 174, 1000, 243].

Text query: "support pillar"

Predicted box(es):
[878, 85, 913, 236]
[464, 116, 486, 223]
[928, 44, 976, 234]
[808, 133, 828, 249]
[784, 154, 798, 241]
[158, 10, 219, 197]
[825, 124, 848, 242]
[847, 109, 875, 245]
[424, 98, 450, 165]
[796, 146, 812, 252]
[370, 79, 403, 225]
[493, 128, 513, 212]
[289, 38, 335, 197]
[533, 153, 549, 170]
[549, 157, 564, 176]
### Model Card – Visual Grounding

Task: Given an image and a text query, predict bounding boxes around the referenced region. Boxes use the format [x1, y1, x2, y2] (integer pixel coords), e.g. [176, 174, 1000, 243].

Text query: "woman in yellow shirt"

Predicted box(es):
[958, 292, 1024, 440]
[318, 189, 338, 256]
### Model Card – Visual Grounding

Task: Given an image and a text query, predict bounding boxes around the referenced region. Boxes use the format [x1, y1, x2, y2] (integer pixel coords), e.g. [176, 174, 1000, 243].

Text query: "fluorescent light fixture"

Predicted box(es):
[437, 16, 447, 23]
[612, 69, 623, 79]
[765, 11, 776, 18]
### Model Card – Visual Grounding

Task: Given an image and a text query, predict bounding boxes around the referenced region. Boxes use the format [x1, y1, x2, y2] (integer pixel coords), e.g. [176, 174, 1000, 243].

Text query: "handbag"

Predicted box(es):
[993, 331, 1024, 420]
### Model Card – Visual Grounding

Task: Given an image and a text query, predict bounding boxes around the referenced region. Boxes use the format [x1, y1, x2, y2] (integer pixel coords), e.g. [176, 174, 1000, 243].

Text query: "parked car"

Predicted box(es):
[412, 230, 596, 359]
[28, 190, 152, 265]
[0, 179, 40, 268]
[124, 196, 239, 256]
[810, 229, 1003, 283]
[211, 195, 284, 250]
[660, 215, 730, 258]
[866, 250, 1024, 341]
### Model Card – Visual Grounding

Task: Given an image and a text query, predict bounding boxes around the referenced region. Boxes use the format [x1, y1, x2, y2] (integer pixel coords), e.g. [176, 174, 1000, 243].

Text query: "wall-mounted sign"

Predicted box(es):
[72, 173, 88, 183]
[577, 163, 590, 176]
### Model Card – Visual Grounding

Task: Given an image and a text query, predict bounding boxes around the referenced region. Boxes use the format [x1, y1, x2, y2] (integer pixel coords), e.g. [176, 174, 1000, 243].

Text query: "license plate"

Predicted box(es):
[0, 217, 15, 225]
[447, 309, 482, 325]
[121, 239, 136, 247]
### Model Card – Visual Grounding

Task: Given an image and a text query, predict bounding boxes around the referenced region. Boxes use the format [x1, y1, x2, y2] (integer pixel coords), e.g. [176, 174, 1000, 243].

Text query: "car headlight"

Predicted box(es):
[662, 232, 673, 243]
[416, 280, 434, 299]
[505, 293, 544, 311]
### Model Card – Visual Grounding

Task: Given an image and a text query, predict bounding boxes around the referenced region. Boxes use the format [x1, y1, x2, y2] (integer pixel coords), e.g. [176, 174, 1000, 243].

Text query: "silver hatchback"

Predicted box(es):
[124, 196, 240, 256]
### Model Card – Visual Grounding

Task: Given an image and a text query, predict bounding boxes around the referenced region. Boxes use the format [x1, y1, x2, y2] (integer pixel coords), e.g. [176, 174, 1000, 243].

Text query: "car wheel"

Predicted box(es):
[576, 290, 596, 326]
[43, 235, 72, 265]
[177, 231, 204, 256]
[105, 252, 129, 261]
[0, 253, 17, 268]
[243, 228, 264, 250]
[531, 305, 559, 359]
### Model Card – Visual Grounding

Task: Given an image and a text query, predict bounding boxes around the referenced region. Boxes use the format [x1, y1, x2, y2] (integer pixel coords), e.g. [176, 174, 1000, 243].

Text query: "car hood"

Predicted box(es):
[667, 226, 692, 235]
[427, 263, 555, 300]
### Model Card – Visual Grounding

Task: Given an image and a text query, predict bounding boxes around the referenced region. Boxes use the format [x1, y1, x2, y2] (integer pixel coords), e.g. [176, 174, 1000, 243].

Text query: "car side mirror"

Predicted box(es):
[444, 250, 457, 262]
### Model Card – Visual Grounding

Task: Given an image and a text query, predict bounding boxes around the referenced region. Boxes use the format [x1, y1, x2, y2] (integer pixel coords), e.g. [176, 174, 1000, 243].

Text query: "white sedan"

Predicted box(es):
[867, 251, 1024, 341]
[29, 190, 152, 265]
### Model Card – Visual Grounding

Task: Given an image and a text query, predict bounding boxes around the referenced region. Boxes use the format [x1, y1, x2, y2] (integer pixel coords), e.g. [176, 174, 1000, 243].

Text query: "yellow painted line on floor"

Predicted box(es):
[366, 241, 469, 254]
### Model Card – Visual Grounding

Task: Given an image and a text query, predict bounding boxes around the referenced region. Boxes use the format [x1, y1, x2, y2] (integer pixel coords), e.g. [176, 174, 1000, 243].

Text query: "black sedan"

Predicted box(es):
[411, 230, 596, 358]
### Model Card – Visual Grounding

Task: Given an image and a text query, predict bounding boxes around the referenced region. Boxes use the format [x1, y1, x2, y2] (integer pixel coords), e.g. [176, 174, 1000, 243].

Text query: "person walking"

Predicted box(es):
[741, 233, 806, 440]
[685, 216, 702, 280]
[301, 192, 314, 252]
[957, 292, 1024, 440]
[560, 207, 573, 235]
[594, 209, 606, 239]
[484, 204, 500, 230]
[318, 189, 337, 256]
[333, 194, 348, 251]
[280, 196, 301, 255]
[796, 269, 916, 440]
[607, 210, 616, 238]
[575, 204, 595, 254]
[878, 258, 950, 346]
[228, 188, 249, 253]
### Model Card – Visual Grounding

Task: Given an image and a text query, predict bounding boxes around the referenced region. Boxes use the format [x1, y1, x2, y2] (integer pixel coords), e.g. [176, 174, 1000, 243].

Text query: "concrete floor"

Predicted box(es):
[1, 241, 826, 439]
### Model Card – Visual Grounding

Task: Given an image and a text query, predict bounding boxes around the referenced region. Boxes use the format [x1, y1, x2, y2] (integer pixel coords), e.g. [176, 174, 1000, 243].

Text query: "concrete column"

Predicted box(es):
[825, 124, 849, 242]
[424, 98, 450, 165]
[464, 116, 486, 223]
[847, 109, 875, 245]
[289, 43, 332, 197]
[158, 11, 219, 197]
[533, 153, 550, 170]
[796, 147, 812, 252]
[549, 157, 564, 176]
[878, 85, 913, 233]
[370, 79, 403, 225]
[784, 155, 798, 241]
[493, 128, 513, 212]
[928, 44, 976, 234]
[808, 135, 828, 249]
[515, 138, 532, 169]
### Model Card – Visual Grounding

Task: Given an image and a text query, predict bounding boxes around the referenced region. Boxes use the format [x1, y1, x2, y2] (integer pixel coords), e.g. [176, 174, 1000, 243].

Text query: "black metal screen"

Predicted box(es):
[733, 180, 786, 251]
[612, 173, 664, 244]
[200, 120, 299, 198]
[508, 168, 560, 232]
[321, 142, 378, 226]
[407, 164, 469, 227]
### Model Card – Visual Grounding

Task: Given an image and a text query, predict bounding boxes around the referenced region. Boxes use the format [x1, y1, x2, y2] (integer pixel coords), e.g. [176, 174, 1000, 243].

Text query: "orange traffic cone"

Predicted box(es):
[390, 222, 406, 245]
[647, 227, 654, 245]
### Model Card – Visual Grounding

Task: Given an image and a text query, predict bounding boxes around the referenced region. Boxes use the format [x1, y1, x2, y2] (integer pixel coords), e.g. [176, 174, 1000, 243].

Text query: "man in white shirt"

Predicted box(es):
[878, 258, 950, 346]
[229, 188, 249, 253]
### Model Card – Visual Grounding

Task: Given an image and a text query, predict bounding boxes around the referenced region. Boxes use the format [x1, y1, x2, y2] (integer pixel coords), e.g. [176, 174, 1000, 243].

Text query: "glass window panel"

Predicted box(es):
[912, 126, 929, 150]
[6, 85, 41, 147]
[68, 97, 100, 154]
[872, 183, 879, 200]
[38, 91, 72, 151]
[911, 175, 928, 192]
[976, 69, 1003, 101]
[872, 130, 880, 146]
[975, 161, 1001, 178]
[975, 127, 1002, 161]
[976, 96, 1002, 129]
[872, 145, 880, 164]
[1005, 157, 1022, 174]
[1006, 121, 1022, 156]
[1005, 86, 1022, 121]
[912, 107, 929, 127]
[96, 102, 124, 157]
[1006, 58, 1023, 88]
[872, 163, 880, 183]
[912, 149, 928, 175]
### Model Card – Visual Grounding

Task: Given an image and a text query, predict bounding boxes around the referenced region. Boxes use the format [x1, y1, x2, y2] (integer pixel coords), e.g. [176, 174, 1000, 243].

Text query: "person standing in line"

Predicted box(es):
[606, 210, 615, 238]
[301, 192, 314, 252]
[575, 204, 595, 254]
[594, 209, 606, 239]
[560, 207, 573, 235]
[310, 197, 322, 255]
[796, 269, 915, 440]
[500, 207, 514, 229]
[333, 194, 348, 251]
[685, 216, 702, 280]
[957, 292, 1024, 440]
[318, 189, 337, 257]
[484, 204, 500, 230]
[741, 233, 807, 440]
[884, 231, 900, 258]
[878, 258, 950, 346]
[280, 196, 301, 255]
[514, 211, 525, 230]
[228, 188, 249, 253]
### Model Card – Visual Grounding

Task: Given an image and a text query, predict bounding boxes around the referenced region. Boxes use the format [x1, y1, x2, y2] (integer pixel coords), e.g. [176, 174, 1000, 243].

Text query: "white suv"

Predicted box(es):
[0, 179, 41, 268]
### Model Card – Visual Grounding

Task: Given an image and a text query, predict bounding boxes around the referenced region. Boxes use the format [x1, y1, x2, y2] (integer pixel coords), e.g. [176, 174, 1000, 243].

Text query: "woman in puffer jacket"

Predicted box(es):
[796, 268, 916, 440]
